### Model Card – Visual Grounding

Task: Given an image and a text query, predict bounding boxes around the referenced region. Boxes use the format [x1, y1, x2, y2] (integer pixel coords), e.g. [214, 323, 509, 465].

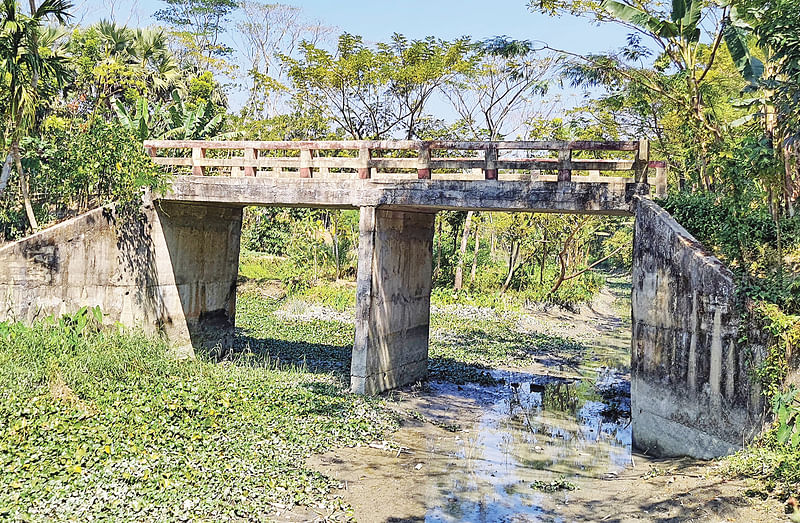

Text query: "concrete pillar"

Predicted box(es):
[351, 207, 436, 394]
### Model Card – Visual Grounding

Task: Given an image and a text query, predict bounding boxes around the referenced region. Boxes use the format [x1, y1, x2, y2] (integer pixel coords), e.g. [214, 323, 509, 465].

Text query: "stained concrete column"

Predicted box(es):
[351, 207, 436, 394]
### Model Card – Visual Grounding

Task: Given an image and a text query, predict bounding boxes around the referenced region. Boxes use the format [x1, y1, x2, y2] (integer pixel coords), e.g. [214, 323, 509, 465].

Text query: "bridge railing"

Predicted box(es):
[142, 139, 652, 184]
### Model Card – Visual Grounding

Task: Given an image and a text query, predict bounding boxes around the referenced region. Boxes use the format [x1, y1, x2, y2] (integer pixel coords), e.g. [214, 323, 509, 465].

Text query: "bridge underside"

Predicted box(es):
[161, 176, 646, 215]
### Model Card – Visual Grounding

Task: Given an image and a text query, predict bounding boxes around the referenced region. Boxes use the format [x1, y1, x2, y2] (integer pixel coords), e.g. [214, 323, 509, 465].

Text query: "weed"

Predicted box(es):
[529, 476, 578, 492]
[0, 309, 397, 521]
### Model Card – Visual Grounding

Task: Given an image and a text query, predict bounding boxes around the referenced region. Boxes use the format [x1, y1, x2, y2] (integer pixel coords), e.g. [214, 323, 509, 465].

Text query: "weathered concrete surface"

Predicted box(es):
[631, 198, 764, 459]
[0, 200, 243, 350]
[351, 207, 436, 394]
[162, 176, 647, 215]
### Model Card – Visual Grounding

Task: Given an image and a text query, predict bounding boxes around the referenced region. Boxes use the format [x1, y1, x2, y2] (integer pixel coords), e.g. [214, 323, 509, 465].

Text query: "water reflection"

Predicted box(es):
[424, 371, 631, 522]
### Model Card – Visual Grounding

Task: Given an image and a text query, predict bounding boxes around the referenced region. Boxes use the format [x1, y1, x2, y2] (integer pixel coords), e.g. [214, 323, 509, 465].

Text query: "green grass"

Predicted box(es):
[428, 313, 588, 384]
[723, 432, 800, 499]
[238, 250, 288, 281]
[0, 310, 396, 521]
[234, 288, 591, 386]
[0, 272, 613, 520]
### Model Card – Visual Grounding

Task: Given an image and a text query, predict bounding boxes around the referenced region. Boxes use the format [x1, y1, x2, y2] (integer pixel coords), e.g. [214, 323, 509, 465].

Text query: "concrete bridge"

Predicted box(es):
[0, 139, 764, 459]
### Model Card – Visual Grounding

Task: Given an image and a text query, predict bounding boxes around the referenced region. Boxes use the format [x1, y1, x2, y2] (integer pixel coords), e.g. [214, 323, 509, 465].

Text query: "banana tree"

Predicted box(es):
[163, 90, 232, 140]
[113, 96, 168, 141]
[600, 0, 763, 189]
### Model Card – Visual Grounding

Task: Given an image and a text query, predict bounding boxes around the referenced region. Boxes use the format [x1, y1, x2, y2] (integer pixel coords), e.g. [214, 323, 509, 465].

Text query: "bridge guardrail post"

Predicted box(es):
[244, 148, 258, 177]
[653, 161, 667, 198]
[634, 139, 649, 184]
[192, 147, 206, 176]
[484, 144, 498, 180]
[417, 143, 431, 179]
[358, 146, 371, 179]
[557, 147, 572, 182]
[299, 147, 313, 178]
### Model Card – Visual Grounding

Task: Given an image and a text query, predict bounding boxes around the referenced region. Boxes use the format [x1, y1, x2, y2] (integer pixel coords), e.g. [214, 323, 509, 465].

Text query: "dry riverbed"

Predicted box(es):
[298, 281, 785, 523]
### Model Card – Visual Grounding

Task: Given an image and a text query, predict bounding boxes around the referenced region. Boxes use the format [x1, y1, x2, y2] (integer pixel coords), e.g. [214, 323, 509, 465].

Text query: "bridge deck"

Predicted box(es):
[147, 139, 658, 214]
[161, 176, 647, 215]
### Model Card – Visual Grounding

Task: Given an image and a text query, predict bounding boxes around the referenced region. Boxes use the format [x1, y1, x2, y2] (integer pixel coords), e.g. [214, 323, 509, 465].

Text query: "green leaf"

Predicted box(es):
[777, 423, 791, 444]
[671, 0, 687, 23]
[729, 113, 757, 127]
[723, 23, 763, 84]
[602, 1, 680, 38]
[678, 0, 702, 40]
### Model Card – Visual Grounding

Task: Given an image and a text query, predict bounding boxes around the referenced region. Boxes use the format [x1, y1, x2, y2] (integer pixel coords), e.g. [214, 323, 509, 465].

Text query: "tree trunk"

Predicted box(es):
[489, 215, 496, 257]
[539, 232, 548, 285]
[501, 242, 520, 294]
[434, 214, 442, 281]
[454, 211, 473, 290]
[332, 213, 340, 280]
[12, 140, 37, 232]
[469, 221, 479, 284]
[0, 153, 12, 196]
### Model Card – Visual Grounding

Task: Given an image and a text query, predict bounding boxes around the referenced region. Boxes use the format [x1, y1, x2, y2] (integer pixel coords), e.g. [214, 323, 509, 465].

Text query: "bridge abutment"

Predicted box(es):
[0, 199, 242, 352]
[351, 207, 436, 394]
[631, 198, 765, 458]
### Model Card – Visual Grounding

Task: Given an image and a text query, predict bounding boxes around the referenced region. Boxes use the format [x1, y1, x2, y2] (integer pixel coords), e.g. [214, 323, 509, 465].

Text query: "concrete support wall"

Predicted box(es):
[0, 200, 243, 350]
[351, 207, 436, 394]
[631, 198, 764, 458]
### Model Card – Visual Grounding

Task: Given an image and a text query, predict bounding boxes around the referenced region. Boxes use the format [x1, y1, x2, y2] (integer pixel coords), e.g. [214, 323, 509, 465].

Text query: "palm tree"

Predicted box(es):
[0, 0, 72, 231]
[93, 21, 182, 104]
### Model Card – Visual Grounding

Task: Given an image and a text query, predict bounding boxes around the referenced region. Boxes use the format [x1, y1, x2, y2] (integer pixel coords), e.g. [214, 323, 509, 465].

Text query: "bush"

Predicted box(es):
[1, 119, 169, 241]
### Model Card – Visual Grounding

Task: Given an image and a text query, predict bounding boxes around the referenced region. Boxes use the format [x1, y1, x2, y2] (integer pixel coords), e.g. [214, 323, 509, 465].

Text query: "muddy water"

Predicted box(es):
[417, 371, 632, 522]
[309, 283, 780, 522]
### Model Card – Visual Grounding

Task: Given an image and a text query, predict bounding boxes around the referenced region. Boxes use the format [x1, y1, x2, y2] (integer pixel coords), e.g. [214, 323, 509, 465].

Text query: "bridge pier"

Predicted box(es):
[351, 207, 436, 394]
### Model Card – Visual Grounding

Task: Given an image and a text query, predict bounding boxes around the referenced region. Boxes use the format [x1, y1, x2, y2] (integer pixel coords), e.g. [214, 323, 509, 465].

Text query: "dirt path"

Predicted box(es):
[306, 279, 784, 523]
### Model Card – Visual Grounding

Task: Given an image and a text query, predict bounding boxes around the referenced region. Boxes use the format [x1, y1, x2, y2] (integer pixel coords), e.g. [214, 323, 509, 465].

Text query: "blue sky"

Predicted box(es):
[77, 0, 630, 54]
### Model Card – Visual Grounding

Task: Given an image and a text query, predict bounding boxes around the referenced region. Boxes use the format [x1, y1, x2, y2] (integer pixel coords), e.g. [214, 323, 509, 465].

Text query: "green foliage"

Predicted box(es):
[242, 208, 294, 255]
[32, 120, 168, 212]
[113, 90, 229, 141]
[238, 250, 287, 280]
[282, 33, 474, 139]
[661, 157, 800, 312]
[724, 386, 800, 497]
[751, 302, 800, 401]
[774, 387, 800, 448]
[66, 22, 181, 106]
[296, 284, 356, 312]
[530, 476, 578, 492]
[154, 0, 238, 64]
[0, 310, 396, 520]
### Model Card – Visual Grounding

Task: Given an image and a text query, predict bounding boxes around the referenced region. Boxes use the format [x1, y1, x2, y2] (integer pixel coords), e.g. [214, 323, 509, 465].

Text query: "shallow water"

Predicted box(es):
[420, 369, 631, 522]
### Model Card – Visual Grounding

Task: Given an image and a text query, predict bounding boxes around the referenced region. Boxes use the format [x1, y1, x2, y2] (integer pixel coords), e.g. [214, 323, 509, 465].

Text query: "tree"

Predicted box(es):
[0, 0, 72, 231]
[282, 33, 474, 139]
[735, 0, 800, 214]
[68, 22, 181, 110]
[235, 2, 333, 120]
[154, 0, 238, 70]
[533, 0, 760, 190]
[444, 37, 559, 141]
